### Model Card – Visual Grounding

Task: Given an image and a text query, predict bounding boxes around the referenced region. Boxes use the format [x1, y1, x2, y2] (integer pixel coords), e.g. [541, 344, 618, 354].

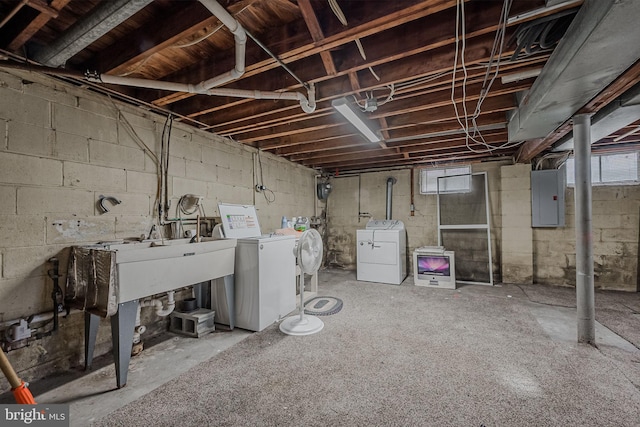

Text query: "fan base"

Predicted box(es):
[279, 314, 324, 336]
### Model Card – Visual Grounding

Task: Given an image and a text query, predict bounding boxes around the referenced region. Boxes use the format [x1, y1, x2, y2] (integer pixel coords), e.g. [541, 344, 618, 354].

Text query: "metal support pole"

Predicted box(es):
[573, 113, 595, 345]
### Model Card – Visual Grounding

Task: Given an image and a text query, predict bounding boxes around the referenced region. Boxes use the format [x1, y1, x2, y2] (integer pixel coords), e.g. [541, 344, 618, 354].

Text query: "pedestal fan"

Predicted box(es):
[280, 228, 324, 336]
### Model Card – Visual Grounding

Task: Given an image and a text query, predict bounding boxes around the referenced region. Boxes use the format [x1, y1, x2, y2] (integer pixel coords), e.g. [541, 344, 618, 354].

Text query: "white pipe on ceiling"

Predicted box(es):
[206, 85, 316, 114]
[85, 0, 316, 113]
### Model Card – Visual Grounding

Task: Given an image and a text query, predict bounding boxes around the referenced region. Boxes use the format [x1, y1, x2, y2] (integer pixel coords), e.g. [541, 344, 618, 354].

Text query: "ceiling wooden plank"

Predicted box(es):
[292, 130, 509, 164]
[310, 147, 514, 171]
[297, 0, 337, 76]
[385, 113, 507, 141]
[179, 31, 524, 136]
[234, 87, 517, 146]
[204, 56, 547, 136]
[84, 0, 258, 75]
[138, 0, 544, 122]
[6, 0, 71, 51]
[272, 111, 507, 158]
[273, 135, 371, 157]
[261, 125, 365, 151]
[372, 79, 533, 119]
[386, 94, 516, 128]
[132, 0, 461, 106]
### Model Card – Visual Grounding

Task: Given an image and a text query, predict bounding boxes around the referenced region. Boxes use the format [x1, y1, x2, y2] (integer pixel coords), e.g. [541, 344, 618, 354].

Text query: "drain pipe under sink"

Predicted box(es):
[134, 291, 176, 344]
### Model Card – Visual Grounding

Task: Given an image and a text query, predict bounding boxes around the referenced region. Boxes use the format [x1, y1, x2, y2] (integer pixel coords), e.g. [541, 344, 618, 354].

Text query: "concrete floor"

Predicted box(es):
[3, 269, 640, 426]
[34, 328, 252, 426]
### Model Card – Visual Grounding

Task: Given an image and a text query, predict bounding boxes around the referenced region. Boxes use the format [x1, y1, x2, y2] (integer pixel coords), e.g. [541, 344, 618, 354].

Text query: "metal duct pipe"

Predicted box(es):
[386, 177, 397, 220]
[33, 0, 154, 67]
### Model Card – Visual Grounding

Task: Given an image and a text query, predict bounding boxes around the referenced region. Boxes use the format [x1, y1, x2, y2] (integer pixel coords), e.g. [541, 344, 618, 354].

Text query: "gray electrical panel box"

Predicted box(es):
[531, 166, 566, 227]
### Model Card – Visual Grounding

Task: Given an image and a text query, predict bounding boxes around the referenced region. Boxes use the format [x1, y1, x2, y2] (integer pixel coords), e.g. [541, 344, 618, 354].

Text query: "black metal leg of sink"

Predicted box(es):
[84, 312, 100, 370]
[110, 300, 138, 389]
[224, 274, 235, 330]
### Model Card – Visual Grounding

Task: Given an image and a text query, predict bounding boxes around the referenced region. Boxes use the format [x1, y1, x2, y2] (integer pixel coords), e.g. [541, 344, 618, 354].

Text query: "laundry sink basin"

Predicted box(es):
[66, 237, 238, 389]
[66, 238, 237, 317]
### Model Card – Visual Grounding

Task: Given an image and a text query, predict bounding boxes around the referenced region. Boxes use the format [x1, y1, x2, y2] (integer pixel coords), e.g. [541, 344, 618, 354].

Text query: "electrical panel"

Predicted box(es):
[531, 166, 566, 227]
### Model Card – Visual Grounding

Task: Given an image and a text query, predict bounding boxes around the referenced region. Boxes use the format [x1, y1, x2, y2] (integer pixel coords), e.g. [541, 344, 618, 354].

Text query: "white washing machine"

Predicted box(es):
[357, 219, 407, 285]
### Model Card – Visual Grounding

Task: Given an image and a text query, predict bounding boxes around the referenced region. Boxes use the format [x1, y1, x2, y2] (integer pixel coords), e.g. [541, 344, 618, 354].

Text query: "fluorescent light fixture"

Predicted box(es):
[331, 97, 381, 143]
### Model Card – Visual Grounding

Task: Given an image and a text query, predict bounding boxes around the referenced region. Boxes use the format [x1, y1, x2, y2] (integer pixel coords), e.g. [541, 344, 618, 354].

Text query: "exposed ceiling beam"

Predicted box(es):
[298, 0, 337, 76]
[6, 0, 71, 51]
[203, 56, 547, 136]
[131, 0, 462, 106]
[291, 130, 509, 164]
[87, 0, 258, 75]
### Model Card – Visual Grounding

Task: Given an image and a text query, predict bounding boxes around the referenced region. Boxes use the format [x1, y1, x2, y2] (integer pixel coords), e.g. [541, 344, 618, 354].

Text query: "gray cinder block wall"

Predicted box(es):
[326, 162, 504, 283]
[0, 69, 317, 385]
[328, 161, 639, 291]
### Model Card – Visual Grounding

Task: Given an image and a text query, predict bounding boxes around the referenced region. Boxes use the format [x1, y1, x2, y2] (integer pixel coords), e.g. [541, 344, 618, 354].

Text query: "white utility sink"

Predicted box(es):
[65, 237, 237, 389]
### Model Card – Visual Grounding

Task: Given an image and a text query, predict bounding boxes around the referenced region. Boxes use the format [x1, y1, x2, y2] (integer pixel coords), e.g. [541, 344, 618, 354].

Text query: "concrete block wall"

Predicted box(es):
[533, 185, 639, 291]
[327, 162, 504, 284]
[0, 69, 316, 384]
[328, 159, 639, 292]
[500, 164, 533, 284]
[326, 170, 436, 270]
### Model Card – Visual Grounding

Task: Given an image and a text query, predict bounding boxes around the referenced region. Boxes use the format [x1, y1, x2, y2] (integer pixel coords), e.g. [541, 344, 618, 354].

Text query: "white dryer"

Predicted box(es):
[356, 219, 407, 285]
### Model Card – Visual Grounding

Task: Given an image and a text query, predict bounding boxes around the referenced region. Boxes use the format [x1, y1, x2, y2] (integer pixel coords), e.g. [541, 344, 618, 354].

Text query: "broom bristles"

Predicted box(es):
[12, 381, 36, 404]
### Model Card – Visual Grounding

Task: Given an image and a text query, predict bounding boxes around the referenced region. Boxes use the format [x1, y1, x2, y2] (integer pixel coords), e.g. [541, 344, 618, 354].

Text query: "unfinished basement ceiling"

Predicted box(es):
[1, 0, 639, 173]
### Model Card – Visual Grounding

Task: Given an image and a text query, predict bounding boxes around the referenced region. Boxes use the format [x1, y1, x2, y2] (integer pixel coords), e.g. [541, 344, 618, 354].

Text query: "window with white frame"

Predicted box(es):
[420, 166, 471, 194]
[565, 152, 639, 186]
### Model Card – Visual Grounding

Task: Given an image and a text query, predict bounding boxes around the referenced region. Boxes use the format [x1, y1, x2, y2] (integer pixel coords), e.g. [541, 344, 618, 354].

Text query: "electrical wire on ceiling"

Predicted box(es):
[351, 84, 395, 111]
[328, 0, 380, 81]
[117, 4, 252, 77]
[451, 0, 524, 154]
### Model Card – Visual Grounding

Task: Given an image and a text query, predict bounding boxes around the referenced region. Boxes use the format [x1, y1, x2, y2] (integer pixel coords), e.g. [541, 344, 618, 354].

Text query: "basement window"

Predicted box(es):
[420, 166, 471, 194]
[565, 152, 639, 186]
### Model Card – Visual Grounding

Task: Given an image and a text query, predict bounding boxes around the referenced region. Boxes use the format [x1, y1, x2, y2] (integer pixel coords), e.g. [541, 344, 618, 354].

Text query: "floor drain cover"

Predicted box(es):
[304, 296, 343, 316]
